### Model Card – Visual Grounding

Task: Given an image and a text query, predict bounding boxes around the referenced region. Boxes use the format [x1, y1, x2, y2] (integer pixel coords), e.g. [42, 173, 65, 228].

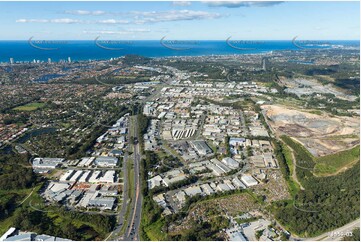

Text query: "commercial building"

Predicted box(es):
[148, 175, 163, 189]
[162, 169, 187, 187]
[99, 170, 116, 183]
[0, 228, 71, 241]
[109, 149, 123, 157]
[95, 156, 118, 167]
[153, 193, 167, 208]
[224, 179, 236, 190]
[232, 177, 247, 189]
[78, 171, 92, 183]
[207, 163, 226, 176]
[184, 185, 202, 197]
[216, 183, 232, 192]
[32, 158, 65, 172]
[263, 153, 277, 168]
[43, 182, 81, 204]
[209, 158, 231, 174]
[77, 157, 95, 167]
[59, 170, 75, 182]
[88, 171, 102, 183]
[190, 140, 213, 156]
[200, 183, 215, 195]
[175, 190, 187, 203]
[88, 196, 116, 210]
[229, 138, 246, 147]
[226, 227, 247, 241]
[221, 157, 240, 169]
[69, 170, 84, 182]
[241, 175, 259, 187]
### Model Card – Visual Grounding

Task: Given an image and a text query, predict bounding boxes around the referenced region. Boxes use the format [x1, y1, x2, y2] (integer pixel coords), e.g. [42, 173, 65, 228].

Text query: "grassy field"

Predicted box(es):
[143, 218, 167, 241]
[162, 142, 184, 161]
[281, 143, 294, 176]
[314, 145, 360, 175]
[13, 102, 46, 111]
[0, 184, 44, 235]
[281, 136, 359, 176]
[280, 143, 301, 197]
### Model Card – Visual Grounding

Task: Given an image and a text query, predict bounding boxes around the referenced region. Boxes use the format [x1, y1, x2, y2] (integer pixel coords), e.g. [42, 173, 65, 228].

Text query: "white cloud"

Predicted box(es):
[96, 19, 130, 24]
[50, 18, 82, 24]
[172, 1, 192, 6]
[130, 10, 223, 24]
[16, 19, 49, 23]
[65, 10, 106, 15]
[16, 18, 82, 24]
[84, 28, 150, 35]
[16, 10, 224, 25]
[204, 1, 283, 8]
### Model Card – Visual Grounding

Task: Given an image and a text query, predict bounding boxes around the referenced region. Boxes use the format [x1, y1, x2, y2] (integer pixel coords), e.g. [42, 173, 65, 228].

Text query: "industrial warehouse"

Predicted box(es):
[42, 169, 120, 211]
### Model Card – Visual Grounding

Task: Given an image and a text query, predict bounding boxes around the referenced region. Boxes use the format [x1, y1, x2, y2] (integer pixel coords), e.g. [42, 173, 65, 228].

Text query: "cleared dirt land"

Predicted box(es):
[169, 192, 261, 237]
[280, 77, 358, 101]
[262, 104, 359, 157]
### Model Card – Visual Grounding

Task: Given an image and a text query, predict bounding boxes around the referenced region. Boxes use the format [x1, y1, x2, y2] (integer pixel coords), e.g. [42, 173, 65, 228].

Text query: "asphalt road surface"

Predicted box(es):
[120, 115, 143, 241]
[123, 142, 143, 240]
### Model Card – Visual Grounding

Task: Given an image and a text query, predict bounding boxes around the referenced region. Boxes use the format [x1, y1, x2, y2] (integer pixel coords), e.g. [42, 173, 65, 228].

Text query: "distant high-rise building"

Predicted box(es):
[48, 58, 52, 64]
[9, 58, 14, 64]
[68, 57, 71, 63]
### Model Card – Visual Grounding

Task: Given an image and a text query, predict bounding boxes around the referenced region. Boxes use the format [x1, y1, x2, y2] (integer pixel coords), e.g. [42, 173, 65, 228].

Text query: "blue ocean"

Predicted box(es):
[0, 40, 359, 63]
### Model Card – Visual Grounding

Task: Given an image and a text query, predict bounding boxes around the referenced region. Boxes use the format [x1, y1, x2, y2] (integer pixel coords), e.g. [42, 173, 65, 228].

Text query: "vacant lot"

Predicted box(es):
[253, 169, 291, 202]
[169, 192, 261, 236]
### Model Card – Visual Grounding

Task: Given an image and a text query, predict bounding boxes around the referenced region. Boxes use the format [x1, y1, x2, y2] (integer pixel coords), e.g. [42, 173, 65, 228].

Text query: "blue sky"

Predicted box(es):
[0, 1, 359, 40]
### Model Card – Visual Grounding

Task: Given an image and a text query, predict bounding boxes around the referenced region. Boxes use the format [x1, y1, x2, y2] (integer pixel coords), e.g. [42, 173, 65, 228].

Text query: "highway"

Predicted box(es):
[109, 86, 162, 241]
[123, 142, 143, 240]
[122, 115, 143, 241]
[111, 115, 142, 241]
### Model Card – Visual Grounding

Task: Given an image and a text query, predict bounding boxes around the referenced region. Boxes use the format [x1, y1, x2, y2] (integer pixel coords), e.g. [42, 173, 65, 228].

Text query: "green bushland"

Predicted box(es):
[281, 136, 360, 176]
[343, 228, 360, 241]
[0, 153, 116, 240]
[10, 206, 115, 240]
[140, 196, 165, 241]
[314, 145, 360, 175]
[0, 190, 116, 240]
[280, 136, 315, 184]
[273, 136, 360, 238]
[272, 139, 300, 197]
[139, 150, 165, 241]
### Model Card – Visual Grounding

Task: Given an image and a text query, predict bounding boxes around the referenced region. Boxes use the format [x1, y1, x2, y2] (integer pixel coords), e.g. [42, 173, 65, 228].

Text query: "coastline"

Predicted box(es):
[0, 40, 359, 63]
